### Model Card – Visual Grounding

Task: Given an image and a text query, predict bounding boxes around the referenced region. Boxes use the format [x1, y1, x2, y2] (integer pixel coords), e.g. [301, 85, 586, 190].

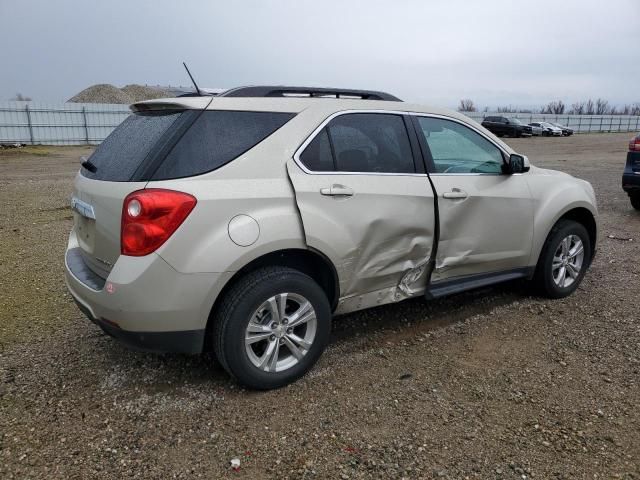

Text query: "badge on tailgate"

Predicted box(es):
[71, 197, 96, 220]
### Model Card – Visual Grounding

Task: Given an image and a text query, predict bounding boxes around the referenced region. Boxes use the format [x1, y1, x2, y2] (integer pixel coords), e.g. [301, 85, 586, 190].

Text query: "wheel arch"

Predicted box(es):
[533, 204, 598, 269]
[203, 248, 339, 351]
[557, 207, 597, 254]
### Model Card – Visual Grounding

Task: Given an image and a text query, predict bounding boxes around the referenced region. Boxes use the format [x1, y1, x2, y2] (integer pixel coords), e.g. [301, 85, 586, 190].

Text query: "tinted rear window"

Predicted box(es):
[299, 128, 334, 171]
[151, 111, 295, 180]
[82, 111, 183, 181]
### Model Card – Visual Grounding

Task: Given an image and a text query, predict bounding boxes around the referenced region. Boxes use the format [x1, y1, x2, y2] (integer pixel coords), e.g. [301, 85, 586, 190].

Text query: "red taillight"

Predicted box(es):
[630, 136, 640, 152]
[121, 189, 196, 256]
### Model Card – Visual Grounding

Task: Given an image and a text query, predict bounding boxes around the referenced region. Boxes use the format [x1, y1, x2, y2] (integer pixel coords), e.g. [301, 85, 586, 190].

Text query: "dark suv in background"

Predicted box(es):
[481, 116, 533, 138]
[623, 133, 640, 210]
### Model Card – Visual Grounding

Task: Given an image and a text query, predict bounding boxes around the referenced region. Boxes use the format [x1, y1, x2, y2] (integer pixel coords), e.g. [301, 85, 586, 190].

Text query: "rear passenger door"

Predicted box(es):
[287, 112, 436, 300]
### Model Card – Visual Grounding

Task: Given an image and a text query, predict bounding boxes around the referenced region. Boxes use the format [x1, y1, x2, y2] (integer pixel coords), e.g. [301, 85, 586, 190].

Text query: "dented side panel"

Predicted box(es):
[429, 174, 534, 281]
[286, 159, 436, 299]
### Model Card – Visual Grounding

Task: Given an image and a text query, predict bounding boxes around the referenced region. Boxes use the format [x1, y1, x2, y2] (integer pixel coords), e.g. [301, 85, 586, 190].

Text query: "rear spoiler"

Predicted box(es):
[130, 97, 213, 113]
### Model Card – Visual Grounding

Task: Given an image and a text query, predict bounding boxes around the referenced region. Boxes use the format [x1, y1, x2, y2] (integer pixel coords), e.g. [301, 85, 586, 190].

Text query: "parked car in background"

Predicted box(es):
[481, 116, 533, 137]
[530, 122, 563, 137]
[550, 122, 574, 136]
[528, 123, 543, 136]
[64, 86, 597, 389]
[623, 133, 640, 210]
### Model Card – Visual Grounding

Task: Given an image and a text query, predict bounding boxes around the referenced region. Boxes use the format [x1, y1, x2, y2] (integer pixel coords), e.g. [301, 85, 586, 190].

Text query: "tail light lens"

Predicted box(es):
[629, 136, 640, 152]
[121, 189, 196, 256]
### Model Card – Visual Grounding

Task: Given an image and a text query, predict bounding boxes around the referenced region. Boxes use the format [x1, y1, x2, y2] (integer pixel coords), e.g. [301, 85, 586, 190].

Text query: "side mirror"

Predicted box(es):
[508, 153, 530, 174]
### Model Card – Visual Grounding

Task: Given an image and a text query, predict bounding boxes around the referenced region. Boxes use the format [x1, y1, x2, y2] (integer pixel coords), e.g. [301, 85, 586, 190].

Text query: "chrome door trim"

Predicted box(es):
[292, 109, 429, 177]
[292, 109, 512, 177]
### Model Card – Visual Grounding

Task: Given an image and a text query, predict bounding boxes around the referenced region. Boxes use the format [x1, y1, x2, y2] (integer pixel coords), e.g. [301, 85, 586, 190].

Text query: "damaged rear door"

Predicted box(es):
[287, 112, 436, 301]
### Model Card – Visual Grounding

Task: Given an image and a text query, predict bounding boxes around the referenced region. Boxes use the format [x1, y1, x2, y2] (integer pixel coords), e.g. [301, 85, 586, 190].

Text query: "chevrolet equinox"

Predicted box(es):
[65, 86, 598, 389]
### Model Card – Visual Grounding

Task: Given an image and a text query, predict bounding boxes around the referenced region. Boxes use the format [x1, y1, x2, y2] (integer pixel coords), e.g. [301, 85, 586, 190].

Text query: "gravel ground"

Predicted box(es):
[1, 134, 639, 479]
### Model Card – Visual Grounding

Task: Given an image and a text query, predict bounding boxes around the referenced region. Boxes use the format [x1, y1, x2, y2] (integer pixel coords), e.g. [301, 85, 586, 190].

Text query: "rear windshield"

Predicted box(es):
[82, 111, 183, 181]
[151, 110, 295, 180]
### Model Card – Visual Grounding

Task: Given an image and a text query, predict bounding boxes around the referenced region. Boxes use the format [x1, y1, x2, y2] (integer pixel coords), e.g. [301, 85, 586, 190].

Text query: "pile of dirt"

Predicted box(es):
[67, 84, 173, 104]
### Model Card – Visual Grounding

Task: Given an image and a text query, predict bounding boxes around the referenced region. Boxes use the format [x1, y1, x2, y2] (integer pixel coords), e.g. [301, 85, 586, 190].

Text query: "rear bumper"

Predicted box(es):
[72, 295, 205, 354]
[64, 230, 233, 354]
[622, 173, 640, 193]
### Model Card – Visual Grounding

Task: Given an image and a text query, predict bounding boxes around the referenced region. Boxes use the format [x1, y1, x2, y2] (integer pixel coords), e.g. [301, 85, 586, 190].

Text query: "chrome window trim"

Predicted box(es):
[412, 112, 509, 176]
[292, 109, 511, 177]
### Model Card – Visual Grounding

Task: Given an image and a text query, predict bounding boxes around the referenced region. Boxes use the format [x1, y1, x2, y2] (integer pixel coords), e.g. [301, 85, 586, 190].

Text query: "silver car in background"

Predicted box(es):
[530, 122, 563, 136]
[528, 123, 544, 136]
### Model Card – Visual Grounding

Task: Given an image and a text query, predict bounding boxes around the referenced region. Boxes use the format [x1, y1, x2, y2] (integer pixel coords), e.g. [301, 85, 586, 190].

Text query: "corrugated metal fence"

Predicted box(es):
[0, 102, 639, 145]
[0, 102, 130, 145]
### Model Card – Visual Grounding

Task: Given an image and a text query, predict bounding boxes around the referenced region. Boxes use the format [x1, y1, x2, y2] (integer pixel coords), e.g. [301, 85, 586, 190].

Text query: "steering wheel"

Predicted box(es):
[469, 161, 501, 174]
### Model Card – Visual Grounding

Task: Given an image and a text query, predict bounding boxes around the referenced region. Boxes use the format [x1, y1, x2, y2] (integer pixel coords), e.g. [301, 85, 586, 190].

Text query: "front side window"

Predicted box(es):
[299, 113, 415, 174]
[417, 117, 504, 174]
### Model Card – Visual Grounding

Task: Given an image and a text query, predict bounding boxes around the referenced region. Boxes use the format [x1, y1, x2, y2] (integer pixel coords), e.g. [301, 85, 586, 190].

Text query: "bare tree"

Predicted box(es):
[595, 98, 610, 115]
[11, 93, 32, 101]
[585, 99, 595, 115]
[496, 105, 517, 113]
[540, 100, 565, 114]
[458, 99, 476, 112]
[569, 101, 585, 115]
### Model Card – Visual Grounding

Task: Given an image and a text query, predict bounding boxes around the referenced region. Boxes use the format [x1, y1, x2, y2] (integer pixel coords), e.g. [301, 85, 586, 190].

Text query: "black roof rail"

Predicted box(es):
[219, 86, 402, 102]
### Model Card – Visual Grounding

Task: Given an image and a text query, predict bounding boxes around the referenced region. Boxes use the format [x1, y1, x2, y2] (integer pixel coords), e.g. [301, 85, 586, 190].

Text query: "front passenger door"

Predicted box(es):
[413, 116, 534, 282]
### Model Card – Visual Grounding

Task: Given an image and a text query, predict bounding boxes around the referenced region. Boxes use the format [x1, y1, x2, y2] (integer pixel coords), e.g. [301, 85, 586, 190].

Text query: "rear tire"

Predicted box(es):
[212, 266, 331, 390]
[630, 193, 640, 211]
[533, 220, 591, 298]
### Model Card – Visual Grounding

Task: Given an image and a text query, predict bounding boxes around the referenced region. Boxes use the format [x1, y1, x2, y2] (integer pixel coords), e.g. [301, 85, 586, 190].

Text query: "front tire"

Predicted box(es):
[212, 266, 331, 390]
[533, 220, 591, 298]
[630, 193, 640, 211]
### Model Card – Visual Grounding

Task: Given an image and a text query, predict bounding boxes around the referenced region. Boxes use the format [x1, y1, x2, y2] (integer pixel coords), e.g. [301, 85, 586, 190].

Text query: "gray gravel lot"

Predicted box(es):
[1, 134, 639, 479]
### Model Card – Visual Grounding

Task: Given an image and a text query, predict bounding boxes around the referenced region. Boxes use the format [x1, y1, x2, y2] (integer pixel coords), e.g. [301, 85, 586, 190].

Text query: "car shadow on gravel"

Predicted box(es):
[86, 280, 534, 391]
[330, 279, 532, 342]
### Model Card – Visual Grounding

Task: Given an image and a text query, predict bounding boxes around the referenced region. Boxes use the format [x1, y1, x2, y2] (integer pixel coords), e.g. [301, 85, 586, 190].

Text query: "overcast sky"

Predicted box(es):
[0, 0, 638, 109]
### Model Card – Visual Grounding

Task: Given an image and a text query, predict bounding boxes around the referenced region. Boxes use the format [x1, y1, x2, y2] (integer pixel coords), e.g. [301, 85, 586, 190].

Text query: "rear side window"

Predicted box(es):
[151, 111, 295, 180]
[298, 113, 415, 174]
[82, 111, 183, 181]
[299, 129, 334, 171]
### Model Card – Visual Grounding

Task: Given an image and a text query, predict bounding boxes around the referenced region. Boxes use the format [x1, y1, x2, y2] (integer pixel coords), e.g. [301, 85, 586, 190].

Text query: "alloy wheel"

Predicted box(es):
[552, 235, 584, 288]
[244, 293, 317, 373]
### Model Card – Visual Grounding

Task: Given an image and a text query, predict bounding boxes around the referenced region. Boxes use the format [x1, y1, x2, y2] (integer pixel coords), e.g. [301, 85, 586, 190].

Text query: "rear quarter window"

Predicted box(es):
[151, 111, 295, 180]
[82, 111, 183, 181]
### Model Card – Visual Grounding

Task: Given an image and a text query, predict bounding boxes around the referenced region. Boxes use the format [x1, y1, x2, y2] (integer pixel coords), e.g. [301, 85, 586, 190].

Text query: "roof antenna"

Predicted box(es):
[182, 62, 202, 96]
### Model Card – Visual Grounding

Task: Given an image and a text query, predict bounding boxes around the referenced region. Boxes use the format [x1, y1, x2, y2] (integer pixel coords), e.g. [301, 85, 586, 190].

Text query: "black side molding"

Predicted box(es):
[425, 267, 535, 300]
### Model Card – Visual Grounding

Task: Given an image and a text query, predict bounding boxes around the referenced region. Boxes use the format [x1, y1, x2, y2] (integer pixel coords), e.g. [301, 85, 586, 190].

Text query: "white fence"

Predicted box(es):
[0, 102, 130, 145]
[0, 102, 639, 145]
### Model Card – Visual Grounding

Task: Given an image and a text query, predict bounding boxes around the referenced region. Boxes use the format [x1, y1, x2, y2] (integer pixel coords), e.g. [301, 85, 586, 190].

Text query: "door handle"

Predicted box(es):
[442, 188, 468, 199]
[320, 184, 354, 197]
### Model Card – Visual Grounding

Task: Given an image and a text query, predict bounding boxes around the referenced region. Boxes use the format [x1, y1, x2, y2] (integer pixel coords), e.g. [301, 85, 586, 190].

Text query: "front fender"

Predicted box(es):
[527, 172, 598, 265]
